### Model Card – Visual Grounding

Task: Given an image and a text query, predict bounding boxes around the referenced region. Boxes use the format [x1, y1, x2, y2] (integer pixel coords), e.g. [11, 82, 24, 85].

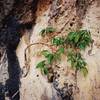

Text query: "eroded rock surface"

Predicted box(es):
[18, 0, 100, 100]
[0, 0, 100, 100]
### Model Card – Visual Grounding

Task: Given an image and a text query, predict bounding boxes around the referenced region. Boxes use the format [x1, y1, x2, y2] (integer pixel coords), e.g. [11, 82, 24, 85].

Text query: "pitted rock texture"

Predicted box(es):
[18, 0, 100, 100]
[0, 0, 100, 100]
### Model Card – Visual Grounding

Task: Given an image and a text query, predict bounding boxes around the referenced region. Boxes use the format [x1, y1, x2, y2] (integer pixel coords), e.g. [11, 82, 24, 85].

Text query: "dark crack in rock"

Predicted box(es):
[0, 0, 39, 99]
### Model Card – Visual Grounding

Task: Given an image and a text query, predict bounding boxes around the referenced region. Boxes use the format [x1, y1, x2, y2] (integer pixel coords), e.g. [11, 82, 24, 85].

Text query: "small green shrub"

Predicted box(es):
[67, 49, 88, 76]
[36, 28, 92, 77]
[66, 30, 92, 50]
[42, 50, 54, 64]
[40, 27, 56, 37]
[52, 37, 65, 46]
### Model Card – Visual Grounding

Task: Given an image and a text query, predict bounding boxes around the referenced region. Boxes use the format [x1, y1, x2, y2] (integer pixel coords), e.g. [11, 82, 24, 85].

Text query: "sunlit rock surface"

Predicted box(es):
[0, 0, 100, 100]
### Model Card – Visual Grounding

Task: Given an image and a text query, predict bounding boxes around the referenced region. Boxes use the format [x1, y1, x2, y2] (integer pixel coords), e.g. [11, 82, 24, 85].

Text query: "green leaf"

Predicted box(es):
[66, 30, 92, 50]
[77, 30, 92, 50]
[43, 67, 48, 75]
[40, 29, 46, 37]
[36, 60, 48, 75]
[67, 51, 87, 73]
[41, 50, 54, 64]
[36, 60, 46, 68]
[46, 54, 54, 64]
[74, 34, 80, 43]
[67, 32, 75, 41]
[46, 27, 56, 33]
[78, 43, 85, 50]
[57, 47, 64, 54]
[39, 27, 55, 37]
[52, 37, 64, 46]
[42, 50, 50, 57]
[80, 30, 90, 36]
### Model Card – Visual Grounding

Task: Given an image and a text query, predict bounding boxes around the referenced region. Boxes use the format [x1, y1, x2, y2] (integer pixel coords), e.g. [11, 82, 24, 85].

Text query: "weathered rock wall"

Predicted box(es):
[0, 0, 100, 100]
[16, 0, 100, 100]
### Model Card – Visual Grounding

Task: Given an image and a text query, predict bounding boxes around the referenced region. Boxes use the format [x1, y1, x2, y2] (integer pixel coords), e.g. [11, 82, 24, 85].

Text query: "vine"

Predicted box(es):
[24, 27, 92, 79]
[36, 27, 92, 77]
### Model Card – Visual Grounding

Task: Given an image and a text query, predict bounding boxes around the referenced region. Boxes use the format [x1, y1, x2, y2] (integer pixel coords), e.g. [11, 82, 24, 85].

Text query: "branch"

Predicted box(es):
[22, 42, 54, 77]
[24, 42, 53, 62]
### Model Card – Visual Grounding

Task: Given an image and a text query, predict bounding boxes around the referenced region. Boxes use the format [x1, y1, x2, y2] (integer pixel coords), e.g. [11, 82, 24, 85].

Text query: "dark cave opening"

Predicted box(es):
[0, 0, 39, 99]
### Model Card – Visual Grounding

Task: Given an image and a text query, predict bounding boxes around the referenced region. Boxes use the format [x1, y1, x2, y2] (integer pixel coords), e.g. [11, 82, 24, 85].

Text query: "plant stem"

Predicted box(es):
[24, 42, 53, 62]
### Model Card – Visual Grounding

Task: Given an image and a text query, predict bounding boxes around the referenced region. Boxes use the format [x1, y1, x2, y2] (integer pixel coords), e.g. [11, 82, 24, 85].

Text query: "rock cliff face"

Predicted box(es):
[0, 0, 100, 100]
[17, 0, 100, 100]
